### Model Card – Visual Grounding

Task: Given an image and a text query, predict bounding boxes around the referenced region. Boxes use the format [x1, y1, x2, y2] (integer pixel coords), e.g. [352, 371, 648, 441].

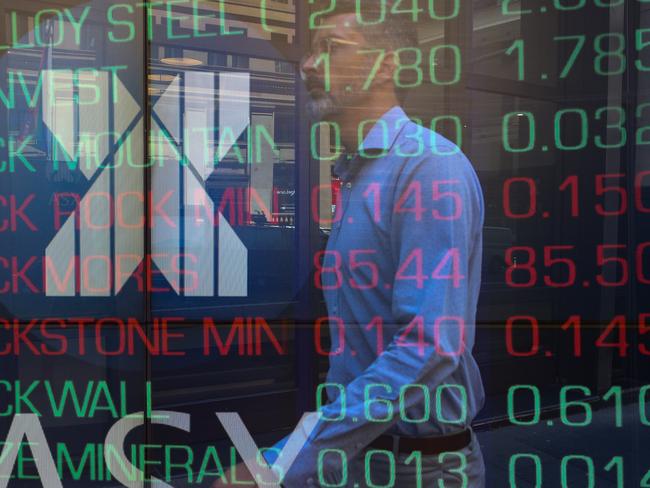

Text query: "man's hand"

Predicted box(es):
[211, 462, 256, 487]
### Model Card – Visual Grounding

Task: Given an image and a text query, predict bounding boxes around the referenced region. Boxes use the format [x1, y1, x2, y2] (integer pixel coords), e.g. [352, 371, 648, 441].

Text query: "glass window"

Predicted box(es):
[0, 3, 147, 485]
[148, 49, 299, 320]
[0, 2, 145, 321]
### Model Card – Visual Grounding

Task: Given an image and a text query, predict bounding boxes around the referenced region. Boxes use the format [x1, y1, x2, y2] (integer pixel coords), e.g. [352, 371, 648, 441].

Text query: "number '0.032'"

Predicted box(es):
[501, 105, 650, 153]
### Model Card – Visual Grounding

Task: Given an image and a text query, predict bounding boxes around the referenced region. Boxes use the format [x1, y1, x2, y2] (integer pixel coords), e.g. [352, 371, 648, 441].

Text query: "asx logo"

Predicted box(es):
[0, 411, 320, 487]
[42, 69, 250, 298]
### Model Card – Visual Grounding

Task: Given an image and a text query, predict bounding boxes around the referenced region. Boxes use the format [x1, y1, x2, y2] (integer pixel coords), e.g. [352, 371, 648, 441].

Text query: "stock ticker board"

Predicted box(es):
[0, 0, 649, 487]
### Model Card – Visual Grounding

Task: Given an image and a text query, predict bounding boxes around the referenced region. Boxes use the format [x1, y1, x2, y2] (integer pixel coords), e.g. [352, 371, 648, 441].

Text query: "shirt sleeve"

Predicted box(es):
[273, 148, 485, 487]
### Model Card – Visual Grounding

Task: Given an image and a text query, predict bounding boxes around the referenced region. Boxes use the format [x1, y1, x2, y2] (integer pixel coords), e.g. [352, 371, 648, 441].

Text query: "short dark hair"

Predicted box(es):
[313, 0, 420, 103]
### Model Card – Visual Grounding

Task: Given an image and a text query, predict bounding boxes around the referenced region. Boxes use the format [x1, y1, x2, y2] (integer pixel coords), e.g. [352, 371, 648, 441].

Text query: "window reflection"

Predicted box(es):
[471, 0, 559, 87]
[146, 0, 297, 44]
[0, 3, 145, 320]
[149, 42, 298, 318]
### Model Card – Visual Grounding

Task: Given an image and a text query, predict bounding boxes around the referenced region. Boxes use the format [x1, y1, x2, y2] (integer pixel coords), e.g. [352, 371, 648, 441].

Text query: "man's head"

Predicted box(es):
[301, 0, 419, 120]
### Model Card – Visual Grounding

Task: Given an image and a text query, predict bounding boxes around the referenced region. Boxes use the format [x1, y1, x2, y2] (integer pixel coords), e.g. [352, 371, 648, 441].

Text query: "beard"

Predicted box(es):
[305, 77, 366, 121]
[306, 92, 341, 120]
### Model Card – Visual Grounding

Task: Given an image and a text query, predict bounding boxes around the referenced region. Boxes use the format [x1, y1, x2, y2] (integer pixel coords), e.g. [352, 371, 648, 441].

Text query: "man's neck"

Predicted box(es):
[336, 97, 400, 152]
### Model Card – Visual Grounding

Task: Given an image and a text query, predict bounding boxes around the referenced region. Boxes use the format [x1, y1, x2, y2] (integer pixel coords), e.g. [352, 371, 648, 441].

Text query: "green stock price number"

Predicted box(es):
[501, 105, 650, 153]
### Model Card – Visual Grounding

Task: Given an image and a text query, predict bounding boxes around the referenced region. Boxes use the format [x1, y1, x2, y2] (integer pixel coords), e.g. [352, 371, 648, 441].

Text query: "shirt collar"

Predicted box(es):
[334, 106, 409, 180]
[357, 105, 409, 153]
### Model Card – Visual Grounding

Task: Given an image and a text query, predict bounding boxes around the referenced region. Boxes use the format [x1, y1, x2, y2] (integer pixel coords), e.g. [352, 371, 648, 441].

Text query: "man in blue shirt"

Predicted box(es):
[217, 1, 486, 486]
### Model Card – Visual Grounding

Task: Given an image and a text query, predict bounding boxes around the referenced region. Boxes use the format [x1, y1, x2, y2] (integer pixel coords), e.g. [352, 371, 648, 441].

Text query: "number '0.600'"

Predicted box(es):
[316, 382, 468, 424]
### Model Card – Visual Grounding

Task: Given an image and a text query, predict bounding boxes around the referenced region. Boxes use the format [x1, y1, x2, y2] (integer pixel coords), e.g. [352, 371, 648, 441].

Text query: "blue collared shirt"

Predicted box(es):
[273, 106, 485, 486]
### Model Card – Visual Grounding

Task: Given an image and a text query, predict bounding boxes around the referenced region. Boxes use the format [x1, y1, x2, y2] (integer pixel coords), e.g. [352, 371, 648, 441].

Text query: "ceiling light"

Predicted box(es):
[160, 57, 204, 67]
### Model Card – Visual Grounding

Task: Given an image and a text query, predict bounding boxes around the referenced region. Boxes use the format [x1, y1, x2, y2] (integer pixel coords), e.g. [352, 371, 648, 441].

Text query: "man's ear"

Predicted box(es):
[374, 49, 397, 87]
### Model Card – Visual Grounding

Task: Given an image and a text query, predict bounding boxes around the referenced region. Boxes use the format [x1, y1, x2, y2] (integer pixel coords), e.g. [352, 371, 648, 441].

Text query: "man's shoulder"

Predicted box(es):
[392, 117, 461, 153]
[391, 119, 477, 180]
[389, 119, 484, 221]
